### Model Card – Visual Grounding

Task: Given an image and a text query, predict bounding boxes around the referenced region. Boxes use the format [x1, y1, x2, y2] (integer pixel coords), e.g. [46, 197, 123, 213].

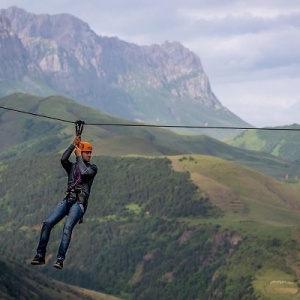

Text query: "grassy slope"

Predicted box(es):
[169, 154, 300, 299]
[170, 154, 300, 224]
[227, 125, 300, 162]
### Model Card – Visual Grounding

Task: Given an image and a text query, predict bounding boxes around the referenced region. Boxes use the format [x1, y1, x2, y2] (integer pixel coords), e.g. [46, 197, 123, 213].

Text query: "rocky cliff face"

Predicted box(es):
[0, 7, 250, 139]
[0, 16, 28, 79]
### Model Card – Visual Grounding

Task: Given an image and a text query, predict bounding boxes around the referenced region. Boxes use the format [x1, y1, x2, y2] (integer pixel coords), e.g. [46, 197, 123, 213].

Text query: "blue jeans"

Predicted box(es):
[36, 198, 83, 261]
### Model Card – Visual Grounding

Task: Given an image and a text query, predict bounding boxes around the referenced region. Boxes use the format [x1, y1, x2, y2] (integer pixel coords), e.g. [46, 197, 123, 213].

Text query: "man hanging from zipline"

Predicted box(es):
[31, 121, 98, 270]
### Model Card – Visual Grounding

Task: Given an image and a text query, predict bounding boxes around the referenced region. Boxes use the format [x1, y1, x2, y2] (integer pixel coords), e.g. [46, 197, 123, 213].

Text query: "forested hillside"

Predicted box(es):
[0, 259, 121, 299]
[1, 154, 300, 299]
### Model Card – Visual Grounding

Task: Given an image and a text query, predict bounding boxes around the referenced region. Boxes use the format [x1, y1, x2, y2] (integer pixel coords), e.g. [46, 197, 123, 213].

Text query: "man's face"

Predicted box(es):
[81, 151, 92, 162]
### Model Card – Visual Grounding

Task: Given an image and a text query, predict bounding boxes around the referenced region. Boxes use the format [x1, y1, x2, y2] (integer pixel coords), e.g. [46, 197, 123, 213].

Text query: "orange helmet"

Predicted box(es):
[79, 141, 93, 152]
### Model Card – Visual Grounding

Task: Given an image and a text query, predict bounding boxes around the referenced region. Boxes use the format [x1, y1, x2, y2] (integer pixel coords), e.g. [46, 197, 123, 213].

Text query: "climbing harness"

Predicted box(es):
[64, 120, 86, 224]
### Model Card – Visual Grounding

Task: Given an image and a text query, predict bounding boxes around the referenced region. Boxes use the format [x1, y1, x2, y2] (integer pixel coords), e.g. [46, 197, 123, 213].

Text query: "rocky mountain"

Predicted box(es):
[0, 6, 251, 139]
[0, 16, 28, 79]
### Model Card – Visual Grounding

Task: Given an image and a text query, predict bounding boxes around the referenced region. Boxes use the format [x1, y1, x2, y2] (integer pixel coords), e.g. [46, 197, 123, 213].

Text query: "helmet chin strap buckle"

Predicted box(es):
[75, 120, 85, 136]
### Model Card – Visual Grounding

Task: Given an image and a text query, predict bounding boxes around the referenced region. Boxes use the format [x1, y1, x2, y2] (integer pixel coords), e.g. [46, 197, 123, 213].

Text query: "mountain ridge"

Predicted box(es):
[0, 92, 298, 179]
[0, 6, 251, 139]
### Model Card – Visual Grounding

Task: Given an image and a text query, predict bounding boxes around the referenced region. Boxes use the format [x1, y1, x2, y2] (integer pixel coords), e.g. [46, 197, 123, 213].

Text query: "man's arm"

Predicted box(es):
[61, 136, 81, 171]
[61, 144, 75, 169]
[76, 155, 98, 176]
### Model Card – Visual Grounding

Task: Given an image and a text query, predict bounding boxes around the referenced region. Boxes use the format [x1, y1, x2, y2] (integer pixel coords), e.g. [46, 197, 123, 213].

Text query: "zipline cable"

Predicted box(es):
[1, 105, 300, 132]
[0, 105, 74, 124]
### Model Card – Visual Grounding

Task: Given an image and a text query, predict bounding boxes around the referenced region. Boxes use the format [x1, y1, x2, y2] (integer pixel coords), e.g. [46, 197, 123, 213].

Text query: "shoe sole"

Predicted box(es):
[53, 264, 63, 270]
[31, 261, 45, 265]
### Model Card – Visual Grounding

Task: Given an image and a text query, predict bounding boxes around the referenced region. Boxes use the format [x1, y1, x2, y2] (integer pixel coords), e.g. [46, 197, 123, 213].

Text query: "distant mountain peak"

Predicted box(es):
[0, 6, 251, 139]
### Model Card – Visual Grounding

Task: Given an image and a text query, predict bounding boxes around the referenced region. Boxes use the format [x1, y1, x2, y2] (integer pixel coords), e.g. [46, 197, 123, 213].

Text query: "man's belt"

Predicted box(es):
[68, 191, 77, 199]
[64, 189, 79, 200]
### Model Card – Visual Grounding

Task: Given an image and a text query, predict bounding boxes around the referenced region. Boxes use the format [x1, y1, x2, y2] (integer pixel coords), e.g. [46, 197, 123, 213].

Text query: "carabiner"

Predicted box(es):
[75, 120, 85, 136]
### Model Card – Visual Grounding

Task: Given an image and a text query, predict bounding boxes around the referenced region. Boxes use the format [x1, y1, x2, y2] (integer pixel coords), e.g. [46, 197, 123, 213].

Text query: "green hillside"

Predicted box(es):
[0, 258, 121, 300]
[227, 125, 300, 162]
[0, 93, 299, 180]
[2, 92, 300, 298]
[171, 155, 300, 224]
[1, 154, 300, 299]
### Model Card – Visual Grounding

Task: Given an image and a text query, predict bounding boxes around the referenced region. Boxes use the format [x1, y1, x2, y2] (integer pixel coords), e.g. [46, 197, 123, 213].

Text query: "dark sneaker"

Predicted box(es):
[53, 260, 63, 270]
[31, 255, 45, 265]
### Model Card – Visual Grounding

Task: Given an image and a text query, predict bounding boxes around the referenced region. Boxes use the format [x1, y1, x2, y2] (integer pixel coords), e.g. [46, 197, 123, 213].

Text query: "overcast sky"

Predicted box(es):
[1, 0, 300, 127]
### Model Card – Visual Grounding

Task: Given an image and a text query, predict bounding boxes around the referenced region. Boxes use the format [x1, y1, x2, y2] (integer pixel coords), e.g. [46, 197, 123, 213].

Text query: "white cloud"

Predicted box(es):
[213, 77, 300, 127]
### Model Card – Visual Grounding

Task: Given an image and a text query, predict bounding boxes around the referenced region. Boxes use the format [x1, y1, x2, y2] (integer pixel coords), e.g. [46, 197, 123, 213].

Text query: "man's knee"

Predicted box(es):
[63, 223, 74, 236]
[42, 219, 55, 230]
